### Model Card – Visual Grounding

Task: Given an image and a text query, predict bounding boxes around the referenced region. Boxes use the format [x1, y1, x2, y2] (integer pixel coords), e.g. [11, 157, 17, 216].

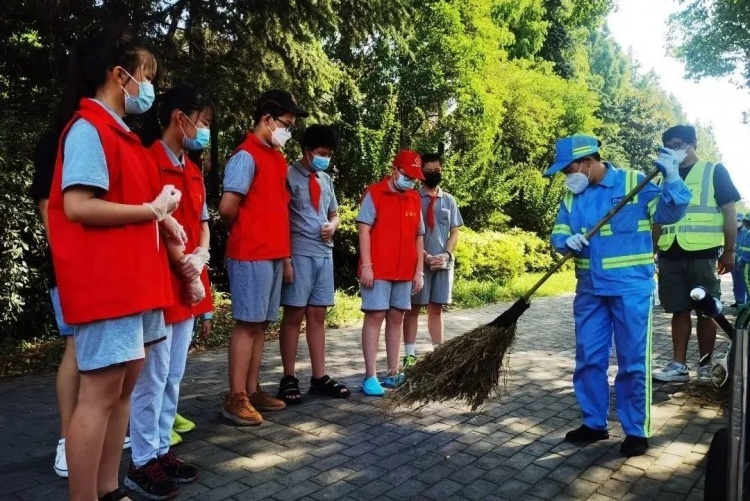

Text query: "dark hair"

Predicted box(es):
[301, 124, 339, 152]
[662, 125, 697, 146]
[59, 29, 157, 127]
[252, 100, 287, 124]
[420, 153, 442, 166]
[140, 85, 215, 146]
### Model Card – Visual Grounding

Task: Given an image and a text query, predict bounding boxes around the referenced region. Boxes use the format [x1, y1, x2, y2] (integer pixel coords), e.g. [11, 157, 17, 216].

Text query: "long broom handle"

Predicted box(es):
[520, 168, 661, 302]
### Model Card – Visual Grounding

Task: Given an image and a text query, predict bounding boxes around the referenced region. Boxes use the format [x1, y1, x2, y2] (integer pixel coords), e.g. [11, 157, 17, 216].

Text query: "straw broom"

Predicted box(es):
[385, 168, 661, 412]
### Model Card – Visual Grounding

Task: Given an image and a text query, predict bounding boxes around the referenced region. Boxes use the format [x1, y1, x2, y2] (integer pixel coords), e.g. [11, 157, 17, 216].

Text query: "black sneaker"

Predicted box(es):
[158, 450, 199, 483]
[564, 424, 609, 444]
[124, 458, 178, 500]
[621, 435, 648, 457]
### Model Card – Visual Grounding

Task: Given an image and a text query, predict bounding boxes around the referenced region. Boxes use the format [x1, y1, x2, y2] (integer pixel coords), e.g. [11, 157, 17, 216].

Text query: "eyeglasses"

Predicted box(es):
[664, 139, 687, 150]
[274, 117, 295, 131]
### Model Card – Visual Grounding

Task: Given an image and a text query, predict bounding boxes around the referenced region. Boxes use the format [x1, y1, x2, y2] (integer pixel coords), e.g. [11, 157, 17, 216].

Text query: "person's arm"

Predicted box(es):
[718, 202, 737, 274]
[64, 187, 156, 225]
[413, 233, 425, 294]
[199, 220, 210, 249]
[358, 223, 374, 288]
[219, 151, 254, 230]
[38, 199, 50, 236]
[650, 178, 691, 225]
[551, 196, 573, 255]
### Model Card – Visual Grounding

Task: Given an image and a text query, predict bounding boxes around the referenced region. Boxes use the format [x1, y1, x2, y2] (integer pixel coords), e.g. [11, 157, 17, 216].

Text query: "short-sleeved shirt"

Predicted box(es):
[222, 150, 256, 195]
[62, 99, 131, 192]
[29, 127, 62, 286]
[357, 192, 426, 236]
[160, 141, 209, 221]
[287, 161, 339, 257]
[418, 187, 463, 265]
[660, 162, 741, 259]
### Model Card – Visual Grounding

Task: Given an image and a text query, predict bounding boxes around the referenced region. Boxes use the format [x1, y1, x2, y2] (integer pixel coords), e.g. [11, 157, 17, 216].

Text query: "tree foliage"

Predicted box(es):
[0, 0, 723, 340]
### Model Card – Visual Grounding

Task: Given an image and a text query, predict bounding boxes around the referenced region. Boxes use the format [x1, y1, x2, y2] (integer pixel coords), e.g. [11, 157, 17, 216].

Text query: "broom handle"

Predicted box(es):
[521, 168, 661, 302]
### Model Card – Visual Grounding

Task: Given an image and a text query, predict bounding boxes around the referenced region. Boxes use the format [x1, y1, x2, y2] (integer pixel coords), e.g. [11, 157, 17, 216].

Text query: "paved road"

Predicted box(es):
[0, 277, 734, 500]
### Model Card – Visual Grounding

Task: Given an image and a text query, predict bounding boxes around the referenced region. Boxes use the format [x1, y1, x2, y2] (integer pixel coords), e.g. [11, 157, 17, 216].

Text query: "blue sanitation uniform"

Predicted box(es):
[551, 164, 691, 437]
[733, 224, 749, 304]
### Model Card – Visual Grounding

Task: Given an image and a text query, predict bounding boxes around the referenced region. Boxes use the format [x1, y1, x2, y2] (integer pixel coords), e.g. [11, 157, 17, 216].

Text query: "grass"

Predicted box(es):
[0, 271, 574, 378]
[452, 270, 576, 309]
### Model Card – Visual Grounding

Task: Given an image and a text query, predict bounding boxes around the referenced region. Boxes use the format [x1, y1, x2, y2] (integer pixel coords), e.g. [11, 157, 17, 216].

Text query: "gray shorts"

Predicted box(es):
[281, 255, 335, 308]
[50, 287, 74, 336]
[412, 268, 454, 306]
[658, 257, 720, 313]
[227, 258, 283, 323]
[74, 309, 166, 372]
[361, 280, 412, 312]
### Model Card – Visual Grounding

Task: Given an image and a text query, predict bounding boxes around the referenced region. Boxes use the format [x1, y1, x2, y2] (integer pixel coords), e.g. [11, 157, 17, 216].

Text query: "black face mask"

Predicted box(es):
[423, 171, 442, 188]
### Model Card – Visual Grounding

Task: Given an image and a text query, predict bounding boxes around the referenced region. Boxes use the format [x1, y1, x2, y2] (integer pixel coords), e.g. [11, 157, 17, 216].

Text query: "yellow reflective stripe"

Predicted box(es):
[600, 224, 613, 237]
[628, 171, 639, 204]
[563, 192, 574, 213]
[572, 145, 593, 154]
[601, 252, 654, 269]
[739, 246, 750, 252]
[553, 224, 572, 236]
[575, 258, 590, 269]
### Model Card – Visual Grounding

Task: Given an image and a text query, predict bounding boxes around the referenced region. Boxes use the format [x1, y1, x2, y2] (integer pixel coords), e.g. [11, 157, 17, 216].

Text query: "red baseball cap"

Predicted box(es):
[393, 150, 425, 180]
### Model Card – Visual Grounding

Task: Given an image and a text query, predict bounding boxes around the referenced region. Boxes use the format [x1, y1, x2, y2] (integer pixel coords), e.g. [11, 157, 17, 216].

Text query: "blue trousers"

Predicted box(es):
[130, 317, 194, 466]
[573, 292, 652, 438]
[732, 263, 748, 304]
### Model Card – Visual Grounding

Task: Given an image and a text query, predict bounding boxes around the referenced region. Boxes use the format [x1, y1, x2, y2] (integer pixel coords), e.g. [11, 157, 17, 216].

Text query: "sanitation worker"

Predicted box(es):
[548, 135, 691, 457]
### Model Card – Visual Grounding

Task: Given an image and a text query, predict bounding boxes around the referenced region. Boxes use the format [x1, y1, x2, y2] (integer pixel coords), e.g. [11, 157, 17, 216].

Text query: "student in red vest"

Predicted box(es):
[356, 150, 425, 396]
[218, 90, 309, 425]
[47, 30, 181, 501]
[125, 85, 215, 499]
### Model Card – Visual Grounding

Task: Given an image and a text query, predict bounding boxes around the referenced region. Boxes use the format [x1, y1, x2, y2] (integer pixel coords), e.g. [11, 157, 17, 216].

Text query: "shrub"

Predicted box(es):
[453, 227, 554, 283]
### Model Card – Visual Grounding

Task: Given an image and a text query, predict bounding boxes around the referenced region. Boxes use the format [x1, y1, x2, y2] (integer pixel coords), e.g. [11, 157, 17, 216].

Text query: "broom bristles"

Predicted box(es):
[384, 321, 518, 412]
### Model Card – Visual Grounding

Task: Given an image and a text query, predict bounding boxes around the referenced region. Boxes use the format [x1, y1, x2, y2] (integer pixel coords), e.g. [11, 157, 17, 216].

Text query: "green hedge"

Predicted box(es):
[453, 227, 555, 283]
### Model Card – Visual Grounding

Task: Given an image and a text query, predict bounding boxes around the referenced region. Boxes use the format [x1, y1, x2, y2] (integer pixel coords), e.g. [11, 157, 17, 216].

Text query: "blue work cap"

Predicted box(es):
[544, 134, 601, 176]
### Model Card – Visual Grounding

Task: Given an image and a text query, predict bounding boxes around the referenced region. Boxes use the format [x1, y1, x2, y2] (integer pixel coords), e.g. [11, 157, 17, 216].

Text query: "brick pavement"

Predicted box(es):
[0, 276, 736, 500]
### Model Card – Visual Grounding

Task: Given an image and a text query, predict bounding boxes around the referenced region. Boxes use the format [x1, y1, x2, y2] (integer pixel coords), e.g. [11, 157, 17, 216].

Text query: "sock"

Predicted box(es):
[404, 343, 416, 357]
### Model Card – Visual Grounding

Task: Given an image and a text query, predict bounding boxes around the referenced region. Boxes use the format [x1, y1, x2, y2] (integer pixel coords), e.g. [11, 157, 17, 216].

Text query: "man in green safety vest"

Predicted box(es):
[652, 125, 741, 383]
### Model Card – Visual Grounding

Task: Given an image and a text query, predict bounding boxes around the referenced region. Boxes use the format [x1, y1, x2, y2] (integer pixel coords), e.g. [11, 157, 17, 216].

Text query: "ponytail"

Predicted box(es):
[58, 28, 157, 128]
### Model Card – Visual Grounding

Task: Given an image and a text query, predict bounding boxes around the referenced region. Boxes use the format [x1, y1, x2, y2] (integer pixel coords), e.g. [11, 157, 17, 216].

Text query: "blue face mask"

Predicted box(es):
[394, 172, 415, 191]
[121, 69, 155, 115]
[311, 155, 331, 172]
[181, 114, 210, 151]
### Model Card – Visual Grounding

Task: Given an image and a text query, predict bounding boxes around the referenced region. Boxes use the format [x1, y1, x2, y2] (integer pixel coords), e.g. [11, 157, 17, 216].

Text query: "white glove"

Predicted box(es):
[159, 216, 188, 248]
[185, 277, 206, 305]
[654, 148, 682, 183]
[180, 246, 210, 275]
[145, 185, 182, 221]
[430, 252, 450, 270]
[412, 271, 424, 295]
[565, 233, 589, 252]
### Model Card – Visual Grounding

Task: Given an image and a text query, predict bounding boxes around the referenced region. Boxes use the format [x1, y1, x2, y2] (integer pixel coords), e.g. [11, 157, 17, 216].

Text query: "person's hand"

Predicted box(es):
[145, 185, 182, 221]
[160, 216, 188, 249]
[412, 271, 424, 294]
[360, 264, 374, 289]
[185, 277, 206, 304]
[718, 250, 735, 275]
[178, 247, 210, 281]
[654, 147, 682, 183]
[321, 222, 336, 241]
[565, 233, 589, 253]
[201, 318, 212, 339]
[283, 259, 294, 284]
[430, 252, 450, 270]
[424, 252, 433, 265]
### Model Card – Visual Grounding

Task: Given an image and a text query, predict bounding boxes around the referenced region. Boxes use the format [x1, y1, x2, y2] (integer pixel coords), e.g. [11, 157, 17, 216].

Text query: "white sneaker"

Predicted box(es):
[54, 439, 68, 478]
[697, 364, 713, 383]
[123, 436, 131, 450]
[653, 360, 690, 382]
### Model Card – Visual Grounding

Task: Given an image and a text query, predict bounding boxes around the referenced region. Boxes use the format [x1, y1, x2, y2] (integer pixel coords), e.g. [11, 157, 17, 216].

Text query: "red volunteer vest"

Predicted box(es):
[364, 179, 422, 281]
[225, 133, 291, 261]
[149, 142, 214, 324]
[48, 99, 172, 324]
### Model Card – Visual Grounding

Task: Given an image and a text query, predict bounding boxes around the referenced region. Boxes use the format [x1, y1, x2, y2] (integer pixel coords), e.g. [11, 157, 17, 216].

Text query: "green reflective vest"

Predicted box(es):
[657, 160, 723, 251]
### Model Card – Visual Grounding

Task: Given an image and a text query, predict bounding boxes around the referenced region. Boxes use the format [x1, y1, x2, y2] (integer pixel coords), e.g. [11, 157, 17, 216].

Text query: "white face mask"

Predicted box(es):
[267, 120, 292, 147]
[565, 164, 591, 194]
[666, 146, 689, 165]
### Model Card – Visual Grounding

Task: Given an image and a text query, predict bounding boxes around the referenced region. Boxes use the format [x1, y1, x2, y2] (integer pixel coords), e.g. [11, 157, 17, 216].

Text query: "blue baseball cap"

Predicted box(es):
[544, 134, 601, 176]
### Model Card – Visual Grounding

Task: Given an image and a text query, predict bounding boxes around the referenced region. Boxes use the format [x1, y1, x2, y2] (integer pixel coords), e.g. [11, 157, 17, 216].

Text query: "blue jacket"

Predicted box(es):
[551, 164, 691, 296]
[737, 226, 750, 264]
